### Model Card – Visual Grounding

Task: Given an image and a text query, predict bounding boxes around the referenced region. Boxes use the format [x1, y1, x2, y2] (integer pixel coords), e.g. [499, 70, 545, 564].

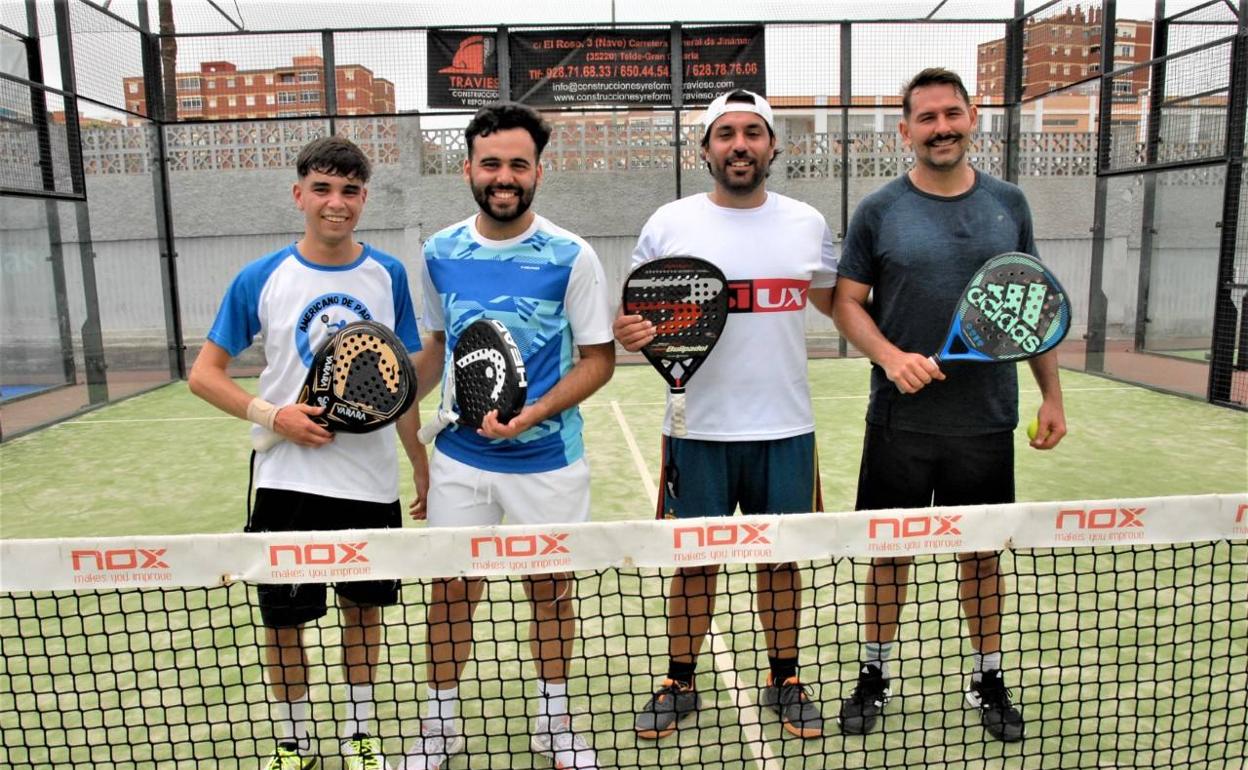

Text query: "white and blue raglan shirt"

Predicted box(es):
[420, 214, 613, 473]
[206, 243, 422, 503]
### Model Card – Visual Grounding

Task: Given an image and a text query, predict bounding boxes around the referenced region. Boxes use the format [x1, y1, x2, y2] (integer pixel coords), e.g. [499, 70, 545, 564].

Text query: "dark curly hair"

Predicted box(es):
[465, 102, 552, 159]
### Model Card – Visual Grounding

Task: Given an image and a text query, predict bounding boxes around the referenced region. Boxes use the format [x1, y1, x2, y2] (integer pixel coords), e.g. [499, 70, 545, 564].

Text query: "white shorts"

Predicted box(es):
[426, 450, 592, 527]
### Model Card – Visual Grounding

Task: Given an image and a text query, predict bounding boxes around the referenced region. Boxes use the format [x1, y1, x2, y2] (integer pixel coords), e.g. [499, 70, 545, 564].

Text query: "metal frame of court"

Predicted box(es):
[1, 0, 1247, 443]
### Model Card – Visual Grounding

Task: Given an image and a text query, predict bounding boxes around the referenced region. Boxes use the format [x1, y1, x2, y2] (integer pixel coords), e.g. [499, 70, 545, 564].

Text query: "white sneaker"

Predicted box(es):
[399, 719, 465, 770]
[531, 716, 598, 770]
[341, 733, 384, 770]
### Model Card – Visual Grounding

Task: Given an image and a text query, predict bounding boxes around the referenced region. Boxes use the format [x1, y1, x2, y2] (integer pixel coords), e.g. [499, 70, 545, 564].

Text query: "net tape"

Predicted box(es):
[1, 494, 1243, 591]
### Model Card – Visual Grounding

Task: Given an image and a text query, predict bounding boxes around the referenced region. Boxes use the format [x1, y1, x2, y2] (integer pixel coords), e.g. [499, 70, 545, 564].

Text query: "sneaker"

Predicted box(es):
[531, 715, 598, 769]
[838, 664, 891, 735]
[634, 678, 701, 739]
[342, 733, 384, 770]
[399, 720, 465, 770]
[966, 669, 1024, 743]
[262, 742, 317, 770]
[760, 674, 824, 738]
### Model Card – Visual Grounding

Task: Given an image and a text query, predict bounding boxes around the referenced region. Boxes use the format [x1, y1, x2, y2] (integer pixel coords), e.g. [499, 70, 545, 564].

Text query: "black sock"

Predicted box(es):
[667, 659, 697, 688]
[769, 656, 798, 684]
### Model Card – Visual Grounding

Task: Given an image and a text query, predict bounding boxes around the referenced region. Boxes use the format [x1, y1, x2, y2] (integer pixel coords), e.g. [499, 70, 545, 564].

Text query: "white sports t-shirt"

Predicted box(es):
[632, 192, 838, 440]
[206, 243, 422, 503]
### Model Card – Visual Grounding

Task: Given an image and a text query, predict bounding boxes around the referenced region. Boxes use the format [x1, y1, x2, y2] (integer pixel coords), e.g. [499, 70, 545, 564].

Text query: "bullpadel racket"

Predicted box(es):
[622, 255, 729, 437]
[624, 255, 729, 502]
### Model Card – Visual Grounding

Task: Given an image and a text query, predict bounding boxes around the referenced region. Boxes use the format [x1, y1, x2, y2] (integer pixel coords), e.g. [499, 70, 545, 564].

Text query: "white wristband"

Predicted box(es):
[246, 397, 280, 431]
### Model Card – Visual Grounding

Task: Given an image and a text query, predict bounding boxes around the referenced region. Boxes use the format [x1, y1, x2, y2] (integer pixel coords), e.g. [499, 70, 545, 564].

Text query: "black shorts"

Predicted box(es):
[247, 487, 402, 628]
[855, 423, 1015, 511]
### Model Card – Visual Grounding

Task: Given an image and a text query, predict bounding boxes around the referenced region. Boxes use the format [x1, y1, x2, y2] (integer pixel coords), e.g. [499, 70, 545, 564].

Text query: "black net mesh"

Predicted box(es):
[1, 531, 1245, 768]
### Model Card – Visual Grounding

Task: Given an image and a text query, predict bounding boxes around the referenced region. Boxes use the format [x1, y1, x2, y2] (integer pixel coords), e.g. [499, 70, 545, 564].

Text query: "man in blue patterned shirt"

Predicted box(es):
[399, 103, 614, 770]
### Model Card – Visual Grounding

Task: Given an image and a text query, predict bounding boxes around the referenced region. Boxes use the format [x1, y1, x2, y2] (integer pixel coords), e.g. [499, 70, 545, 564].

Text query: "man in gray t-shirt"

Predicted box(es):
[832, 68, 1067, 744]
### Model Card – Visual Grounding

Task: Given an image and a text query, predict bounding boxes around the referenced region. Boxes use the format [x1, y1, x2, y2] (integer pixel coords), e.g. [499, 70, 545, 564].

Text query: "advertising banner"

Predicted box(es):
[427, 26, 764, 109]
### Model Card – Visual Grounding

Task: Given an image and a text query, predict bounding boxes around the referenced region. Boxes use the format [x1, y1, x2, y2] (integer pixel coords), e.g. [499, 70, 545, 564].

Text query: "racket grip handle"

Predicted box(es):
[417, 409, 458, 445]
[416, 422, 440, 445]
[669, 390, 687, 438]
[252, 428, 283, 452]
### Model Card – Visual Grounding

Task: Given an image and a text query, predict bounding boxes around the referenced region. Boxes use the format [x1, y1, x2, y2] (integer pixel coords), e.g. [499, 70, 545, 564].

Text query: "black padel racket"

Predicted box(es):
[914, 252, 1071, 390]
[622, 255, 729, 437]
[254, 320, 417, 451]
[418, 318, 528, 444]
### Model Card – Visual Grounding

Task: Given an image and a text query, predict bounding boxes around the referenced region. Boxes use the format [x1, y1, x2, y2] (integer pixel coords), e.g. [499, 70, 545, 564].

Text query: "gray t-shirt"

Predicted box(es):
[838, 170, 1038, 435]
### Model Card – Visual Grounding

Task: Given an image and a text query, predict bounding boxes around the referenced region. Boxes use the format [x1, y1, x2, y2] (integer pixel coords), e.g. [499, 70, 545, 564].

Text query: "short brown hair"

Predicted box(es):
[296, 136, 371, 183]
[902, 68, 971, 118]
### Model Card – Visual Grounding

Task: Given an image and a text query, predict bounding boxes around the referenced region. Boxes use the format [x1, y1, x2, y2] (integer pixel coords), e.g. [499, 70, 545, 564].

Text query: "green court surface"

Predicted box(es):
[2, 359, 1246, 537]
[1, 360, 1246, 769]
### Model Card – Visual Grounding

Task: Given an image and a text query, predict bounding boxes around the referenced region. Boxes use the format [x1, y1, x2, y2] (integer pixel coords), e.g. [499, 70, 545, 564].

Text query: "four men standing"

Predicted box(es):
[194, 71, 1065, 766]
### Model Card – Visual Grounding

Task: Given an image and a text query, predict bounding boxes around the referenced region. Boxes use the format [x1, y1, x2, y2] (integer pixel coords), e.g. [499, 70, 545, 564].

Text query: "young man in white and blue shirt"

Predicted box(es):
[190, 136, 427, 770]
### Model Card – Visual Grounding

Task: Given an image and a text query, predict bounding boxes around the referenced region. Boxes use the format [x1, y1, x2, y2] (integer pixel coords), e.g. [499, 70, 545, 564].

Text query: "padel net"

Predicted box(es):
[1, 493, 1244, 769]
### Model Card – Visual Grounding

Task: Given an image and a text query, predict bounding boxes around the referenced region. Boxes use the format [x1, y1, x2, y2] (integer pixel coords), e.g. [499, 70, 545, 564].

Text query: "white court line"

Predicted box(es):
[610, 400, 657, 504]
[586, 385, 1138, 408]
[609, 400, 780, 770]
[51, 385, 1140, 426]
[57, 415, 237, 425]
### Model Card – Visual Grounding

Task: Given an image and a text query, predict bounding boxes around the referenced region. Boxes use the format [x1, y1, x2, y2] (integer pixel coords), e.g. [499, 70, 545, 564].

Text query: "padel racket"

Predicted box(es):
[253, 320, 417, 451]
[417, 318, 528, 444]
[916, 252, 1071, 387]
[622, 255, 729, 437]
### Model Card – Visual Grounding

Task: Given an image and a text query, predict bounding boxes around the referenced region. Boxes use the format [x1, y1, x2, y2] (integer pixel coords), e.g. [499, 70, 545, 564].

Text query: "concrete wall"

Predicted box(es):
[0, 166, 1228, 378]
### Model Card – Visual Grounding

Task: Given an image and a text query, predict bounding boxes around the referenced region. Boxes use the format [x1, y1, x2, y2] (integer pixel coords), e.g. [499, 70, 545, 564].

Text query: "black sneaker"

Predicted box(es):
[838, 664, 891, 735]
[966, 669, 1024, 743]
[634, 678, 701, 739]
[760, 674, 824, 738]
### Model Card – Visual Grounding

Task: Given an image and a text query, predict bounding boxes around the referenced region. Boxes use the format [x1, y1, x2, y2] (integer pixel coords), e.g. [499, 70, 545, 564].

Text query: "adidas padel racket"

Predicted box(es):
[622, 255, 729, 438]
[253, 320, 417, 451]
[913, 252, 1071, 390]
[418, 318, 528, 444]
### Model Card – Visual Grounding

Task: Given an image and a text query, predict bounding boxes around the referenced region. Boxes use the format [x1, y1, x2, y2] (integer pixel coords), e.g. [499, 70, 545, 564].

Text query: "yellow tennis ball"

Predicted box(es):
[1026, 418, 1039, 441]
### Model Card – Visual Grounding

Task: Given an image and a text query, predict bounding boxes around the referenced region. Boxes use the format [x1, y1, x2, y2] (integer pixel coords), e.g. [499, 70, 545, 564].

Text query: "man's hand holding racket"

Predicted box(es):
[271, 403, 335, 447]
[613, 313, 657, 352]
[879, 349, 947, 395]
[477, 406, 536, 440]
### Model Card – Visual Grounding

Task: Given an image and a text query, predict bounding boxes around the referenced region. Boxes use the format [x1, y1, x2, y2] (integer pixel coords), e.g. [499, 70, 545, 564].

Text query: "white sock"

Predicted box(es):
[536, 679, 568, 722]
[972, 651, 1001, 683]
[865, 641, 895, 680]
[423, 686, 458, 729]
[274, 694, 311, 751]
[344, 684, 374, 738]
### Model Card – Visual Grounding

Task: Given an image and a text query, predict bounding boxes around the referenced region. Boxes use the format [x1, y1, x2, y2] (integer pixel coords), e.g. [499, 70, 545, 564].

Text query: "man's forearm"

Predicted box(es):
[525, 343, 615, 424]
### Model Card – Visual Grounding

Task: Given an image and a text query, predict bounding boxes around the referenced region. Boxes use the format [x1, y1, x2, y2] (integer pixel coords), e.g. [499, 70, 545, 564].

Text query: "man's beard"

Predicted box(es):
[471, 181, 536, 222]
[919, 133, 967, 169]
[708, 152, 770, 194]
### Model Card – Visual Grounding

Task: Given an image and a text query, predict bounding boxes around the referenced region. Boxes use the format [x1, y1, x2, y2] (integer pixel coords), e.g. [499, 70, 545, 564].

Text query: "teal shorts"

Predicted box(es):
[656, 433, 823, 519]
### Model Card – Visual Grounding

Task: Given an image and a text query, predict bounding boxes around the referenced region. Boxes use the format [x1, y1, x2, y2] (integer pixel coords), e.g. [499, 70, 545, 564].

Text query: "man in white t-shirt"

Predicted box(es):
[613, 89, 838, 740]
[189, 136, 427, 770]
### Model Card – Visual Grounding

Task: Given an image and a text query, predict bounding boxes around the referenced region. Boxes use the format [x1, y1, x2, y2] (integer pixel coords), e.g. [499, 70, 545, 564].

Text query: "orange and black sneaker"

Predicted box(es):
[634, 678, 701, 739]
[761, 673, 825, 738]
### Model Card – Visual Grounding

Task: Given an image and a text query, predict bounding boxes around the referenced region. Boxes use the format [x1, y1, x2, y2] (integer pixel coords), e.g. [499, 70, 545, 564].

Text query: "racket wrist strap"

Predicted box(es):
[246, 397, 280, 431]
